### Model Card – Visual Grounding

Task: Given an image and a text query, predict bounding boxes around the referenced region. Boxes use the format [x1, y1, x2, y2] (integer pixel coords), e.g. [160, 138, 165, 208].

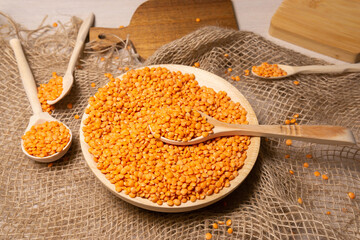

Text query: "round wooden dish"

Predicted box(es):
[80, 64, 260, 213]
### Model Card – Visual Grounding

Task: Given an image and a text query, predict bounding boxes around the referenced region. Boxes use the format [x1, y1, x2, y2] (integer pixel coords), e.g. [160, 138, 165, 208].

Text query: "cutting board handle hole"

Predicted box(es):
[98, 34, 106, 39]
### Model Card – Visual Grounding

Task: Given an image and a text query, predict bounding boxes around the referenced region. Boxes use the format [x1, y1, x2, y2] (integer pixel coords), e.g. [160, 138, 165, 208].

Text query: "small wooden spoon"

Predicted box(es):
[47, 13, 94, 105]
[10, 39, 73, 163]
[252, 63, 360, 79]
[151, 111, 356, 146]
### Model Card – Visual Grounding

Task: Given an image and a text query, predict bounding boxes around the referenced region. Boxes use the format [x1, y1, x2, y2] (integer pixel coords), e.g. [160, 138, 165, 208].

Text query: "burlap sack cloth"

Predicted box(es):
[1, 15, 359, 239]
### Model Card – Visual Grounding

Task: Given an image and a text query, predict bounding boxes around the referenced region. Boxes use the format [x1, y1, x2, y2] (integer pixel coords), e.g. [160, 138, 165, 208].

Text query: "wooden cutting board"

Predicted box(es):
[269, 0, 360, 63]
[89, 0, 238, 59]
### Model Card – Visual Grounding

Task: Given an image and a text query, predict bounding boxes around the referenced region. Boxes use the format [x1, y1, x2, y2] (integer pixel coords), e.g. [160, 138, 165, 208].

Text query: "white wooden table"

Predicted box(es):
[0, 0, 345, 64]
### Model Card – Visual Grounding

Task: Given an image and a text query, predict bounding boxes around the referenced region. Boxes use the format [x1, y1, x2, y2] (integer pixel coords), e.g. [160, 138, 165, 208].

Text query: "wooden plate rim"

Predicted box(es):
[79, 64, 260, 213]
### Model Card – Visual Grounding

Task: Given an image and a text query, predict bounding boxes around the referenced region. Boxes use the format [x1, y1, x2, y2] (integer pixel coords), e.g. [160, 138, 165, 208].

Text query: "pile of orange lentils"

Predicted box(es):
[82, 67, 251, 206]
[149, 106, 214, 142]
[37, 72, 63, 113]
[252, 62, 287, 78]
[22, 121, 71, 157]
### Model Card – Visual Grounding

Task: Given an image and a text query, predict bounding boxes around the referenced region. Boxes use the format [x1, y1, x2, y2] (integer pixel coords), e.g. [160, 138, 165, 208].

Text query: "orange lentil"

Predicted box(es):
[326, 211, 331, 215]
[286, 139, 292, 146]
[285, 154, 290, 159]
[303, 162, 309, 168]
[293, 80, 300, 85]
[196, 18, 201, 22]
[348, 192, 355, 199]
[289, 170, 294, 175]
[52, 22, 58, 27]
[322, 174, 329, 180]
[252, 62, 287, 78]
[74, 114, 80, 119]
[218, 221, 225, 225]
[314, 171, 321, 177]
[194, 62, 200, 68]
[228, 68, 233, 72]
[224, 53, 229, 57]
[226, 219, 232, 226]
[119, 25, 124, 28]
[83, 67, 251, 206]
[205, 233, 212, 240]
[235, 76, 240, 81]
[100, 57, 105, 62]
[290, 118, 296, 124]
[297, 198, 303, 204]
[48, 163, 53, 167]
[174, 199, 181, 206]
[244, 69, 250, 76]
[22, 121, 70, 157]
[91, 82, 96, 88]
[227, 228, 233, 234]
[285, 119, 290, 125]
[306, 154, 312, 159]
[231, 76, 236, 80]
[212, 223, 218, 229]
[37, 72, 63, 114]
[124, 67, 129, 71]
[293, 114, 299, 118]
[167, 200, 174, 206]
[67, 103, 73, 109]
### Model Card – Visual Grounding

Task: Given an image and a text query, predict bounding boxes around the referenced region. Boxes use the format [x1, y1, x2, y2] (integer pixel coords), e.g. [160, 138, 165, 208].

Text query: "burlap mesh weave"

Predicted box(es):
[1, 14, 359, 239]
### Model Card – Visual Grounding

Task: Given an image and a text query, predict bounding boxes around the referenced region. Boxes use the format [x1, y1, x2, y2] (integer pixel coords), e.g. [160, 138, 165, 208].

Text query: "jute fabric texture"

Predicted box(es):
[0, 14, 359, 239]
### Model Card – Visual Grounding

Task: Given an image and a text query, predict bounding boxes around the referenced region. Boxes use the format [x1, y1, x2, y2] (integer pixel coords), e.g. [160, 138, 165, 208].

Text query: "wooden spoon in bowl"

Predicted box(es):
[150, 111, 356, 146]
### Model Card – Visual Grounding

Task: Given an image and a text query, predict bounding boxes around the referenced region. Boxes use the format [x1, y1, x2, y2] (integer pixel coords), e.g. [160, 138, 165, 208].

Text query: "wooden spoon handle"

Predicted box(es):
[10, 38, 43, 115]
[216, 125, 356, 145]
[294, 64, 360, 74]
[67, 13, 94, 74]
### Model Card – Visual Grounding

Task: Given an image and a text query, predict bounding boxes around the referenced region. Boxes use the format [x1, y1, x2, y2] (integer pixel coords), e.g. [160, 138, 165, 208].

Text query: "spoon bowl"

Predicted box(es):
[152, 111, 356, 146]
[252, 63, 360, 79]
[47, 13, 94, 105]
[10, 38, 73, 163]
[21, 112, 73, 163]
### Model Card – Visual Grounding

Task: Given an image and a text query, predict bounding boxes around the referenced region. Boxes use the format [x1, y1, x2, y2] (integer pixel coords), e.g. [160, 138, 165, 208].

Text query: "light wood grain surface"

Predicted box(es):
[269, 0, 360, 63]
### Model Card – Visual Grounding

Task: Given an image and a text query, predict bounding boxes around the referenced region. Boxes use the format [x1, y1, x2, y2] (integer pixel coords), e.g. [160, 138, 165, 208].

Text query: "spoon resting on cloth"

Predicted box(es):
[10, 39, 73, 163]
[252, 63, 360, 79]
[47, 13, 95, 105]
[150, 111, 356, 146]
